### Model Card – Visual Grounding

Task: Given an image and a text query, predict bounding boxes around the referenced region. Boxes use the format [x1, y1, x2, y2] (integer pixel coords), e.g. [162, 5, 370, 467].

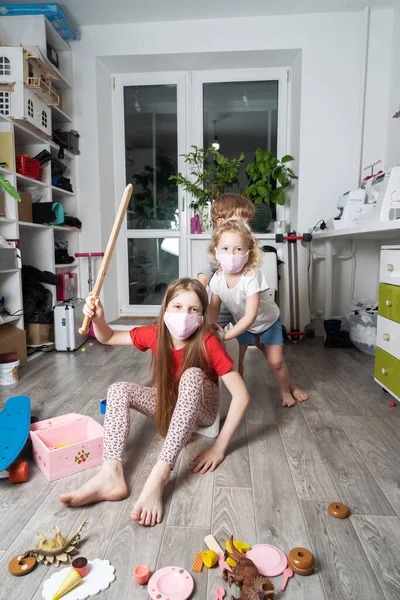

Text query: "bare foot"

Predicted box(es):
[59, 460, 128, 507]
[131, 460, 171, 527]
[290, 383, 309, 402]
[281, 391, 296, 407]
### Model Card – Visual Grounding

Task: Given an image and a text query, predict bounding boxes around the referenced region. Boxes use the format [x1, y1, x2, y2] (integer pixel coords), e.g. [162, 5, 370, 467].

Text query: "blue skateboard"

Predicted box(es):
[0, 396, 31, 483]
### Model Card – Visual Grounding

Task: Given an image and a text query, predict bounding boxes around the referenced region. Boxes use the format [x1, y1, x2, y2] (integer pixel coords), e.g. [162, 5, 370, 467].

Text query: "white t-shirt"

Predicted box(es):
[209, 269, 280, 334]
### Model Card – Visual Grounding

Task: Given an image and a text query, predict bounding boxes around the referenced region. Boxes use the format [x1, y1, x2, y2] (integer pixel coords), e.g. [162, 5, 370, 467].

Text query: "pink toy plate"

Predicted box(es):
[147, 566, 194, 600]
[246, 544, 287, 577]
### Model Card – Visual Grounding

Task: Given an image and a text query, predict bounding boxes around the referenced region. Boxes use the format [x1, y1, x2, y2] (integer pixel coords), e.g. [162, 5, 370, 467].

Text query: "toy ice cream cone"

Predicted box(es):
[52, 568, 82, 600]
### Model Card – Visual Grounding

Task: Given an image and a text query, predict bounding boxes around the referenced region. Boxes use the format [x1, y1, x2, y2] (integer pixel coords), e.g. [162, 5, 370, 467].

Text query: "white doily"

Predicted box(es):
[42, 559, 115, 600]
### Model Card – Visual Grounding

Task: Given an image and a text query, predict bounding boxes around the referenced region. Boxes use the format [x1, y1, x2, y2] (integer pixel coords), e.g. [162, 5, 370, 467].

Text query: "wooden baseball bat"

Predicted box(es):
[79, 184, 133, 334]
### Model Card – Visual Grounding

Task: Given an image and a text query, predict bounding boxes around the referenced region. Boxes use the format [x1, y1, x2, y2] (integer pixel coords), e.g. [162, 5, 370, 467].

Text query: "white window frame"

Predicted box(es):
[113, 71, 188, 316]
[0, 56, 11, 76]
[192, 67, 290, 223]
[27, 98, 34, 118]
[42, 109, 48, 128]
[0, 90, 10, 115]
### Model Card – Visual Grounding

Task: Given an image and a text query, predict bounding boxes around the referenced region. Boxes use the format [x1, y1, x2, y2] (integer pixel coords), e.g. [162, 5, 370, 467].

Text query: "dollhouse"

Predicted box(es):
[0, 44, 62, 136]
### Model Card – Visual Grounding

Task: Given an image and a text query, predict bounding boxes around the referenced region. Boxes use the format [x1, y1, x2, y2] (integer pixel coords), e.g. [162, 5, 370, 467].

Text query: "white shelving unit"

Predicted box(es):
[0, 16, 80, 341]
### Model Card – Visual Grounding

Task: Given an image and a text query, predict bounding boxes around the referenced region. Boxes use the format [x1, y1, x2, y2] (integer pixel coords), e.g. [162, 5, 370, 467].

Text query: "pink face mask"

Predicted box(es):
[163, 311, 203, 340]
[216, 250, 250, 274]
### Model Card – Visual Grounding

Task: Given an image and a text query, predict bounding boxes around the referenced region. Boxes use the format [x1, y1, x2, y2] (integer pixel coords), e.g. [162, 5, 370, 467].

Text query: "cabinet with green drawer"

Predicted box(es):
[375, 246, 400, 402]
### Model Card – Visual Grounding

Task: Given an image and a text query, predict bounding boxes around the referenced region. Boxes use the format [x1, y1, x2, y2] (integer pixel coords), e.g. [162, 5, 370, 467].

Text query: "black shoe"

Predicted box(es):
[55, 249, 74, 264]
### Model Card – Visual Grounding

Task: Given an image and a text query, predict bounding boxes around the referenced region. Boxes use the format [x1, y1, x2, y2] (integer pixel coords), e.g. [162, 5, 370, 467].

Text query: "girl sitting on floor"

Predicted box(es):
[59, 278, 250, 527]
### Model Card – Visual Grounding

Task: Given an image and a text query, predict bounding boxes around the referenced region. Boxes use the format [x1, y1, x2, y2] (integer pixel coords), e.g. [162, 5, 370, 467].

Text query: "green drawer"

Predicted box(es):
[375, 348, 400, 397]
[378, 283, 400, 323]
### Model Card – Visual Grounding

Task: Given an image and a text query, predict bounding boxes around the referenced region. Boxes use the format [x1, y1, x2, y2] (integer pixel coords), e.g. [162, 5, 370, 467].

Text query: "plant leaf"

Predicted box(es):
[0, 175, 21, 201]
[281, 155, 294, 163]
[257, 185, 268, 198]
[272, 166, 283, 179]
[271, 187, 286, 205]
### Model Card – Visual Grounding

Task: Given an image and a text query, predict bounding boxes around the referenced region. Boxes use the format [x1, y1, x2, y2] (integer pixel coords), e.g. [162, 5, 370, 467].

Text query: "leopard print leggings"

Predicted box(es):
[103, 367, 219, 468]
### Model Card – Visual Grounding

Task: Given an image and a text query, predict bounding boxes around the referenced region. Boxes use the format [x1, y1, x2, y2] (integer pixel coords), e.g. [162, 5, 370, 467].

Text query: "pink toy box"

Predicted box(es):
[30, 413, 103, 481]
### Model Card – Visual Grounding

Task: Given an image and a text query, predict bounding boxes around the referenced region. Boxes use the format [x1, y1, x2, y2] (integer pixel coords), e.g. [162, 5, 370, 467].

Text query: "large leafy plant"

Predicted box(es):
[0, 175, 20, 201]
[169, 146, 244, 213]
[244, 149, 297, 206]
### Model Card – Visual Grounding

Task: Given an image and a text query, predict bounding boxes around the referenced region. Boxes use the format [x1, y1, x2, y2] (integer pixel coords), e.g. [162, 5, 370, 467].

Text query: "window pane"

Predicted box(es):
[124, 85, 179, 230]
[128, 238, 179, 305]
[203, 80, 278, 195]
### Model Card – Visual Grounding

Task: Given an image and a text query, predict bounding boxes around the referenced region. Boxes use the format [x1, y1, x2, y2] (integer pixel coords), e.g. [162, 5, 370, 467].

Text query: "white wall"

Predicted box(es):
[385, 5, 400, 168]
[70, 9, 393, 321]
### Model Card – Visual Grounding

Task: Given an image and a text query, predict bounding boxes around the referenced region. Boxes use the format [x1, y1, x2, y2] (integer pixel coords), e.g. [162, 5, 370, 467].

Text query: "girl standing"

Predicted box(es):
[208, 220, 308, 408]
[60, 278, 250, 527]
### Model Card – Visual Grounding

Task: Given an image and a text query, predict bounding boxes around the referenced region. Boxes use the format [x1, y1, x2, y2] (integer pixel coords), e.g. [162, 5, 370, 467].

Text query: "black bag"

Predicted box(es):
[32, 202, 56, 224]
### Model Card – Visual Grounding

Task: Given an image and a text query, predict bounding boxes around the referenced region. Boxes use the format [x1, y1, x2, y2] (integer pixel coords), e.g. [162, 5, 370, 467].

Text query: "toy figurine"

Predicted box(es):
[222, 536, 276, 599]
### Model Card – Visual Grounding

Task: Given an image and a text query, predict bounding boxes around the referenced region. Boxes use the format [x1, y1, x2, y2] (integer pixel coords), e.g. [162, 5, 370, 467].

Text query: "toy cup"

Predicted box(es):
[134, 564, 150, 584]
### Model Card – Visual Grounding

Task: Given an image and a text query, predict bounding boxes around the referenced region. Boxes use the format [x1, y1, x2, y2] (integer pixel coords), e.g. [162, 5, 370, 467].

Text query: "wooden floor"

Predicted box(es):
[1, 338, 400, 599]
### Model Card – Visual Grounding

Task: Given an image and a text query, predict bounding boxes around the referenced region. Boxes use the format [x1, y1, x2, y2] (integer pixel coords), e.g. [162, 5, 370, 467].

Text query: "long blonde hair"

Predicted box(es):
[209, 219, 263, 270]
[154, 278, 211, 437]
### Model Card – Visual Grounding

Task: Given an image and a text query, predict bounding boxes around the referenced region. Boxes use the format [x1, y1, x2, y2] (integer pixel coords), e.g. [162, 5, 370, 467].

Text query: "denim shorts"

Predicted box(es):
[236, 317, 283, 346]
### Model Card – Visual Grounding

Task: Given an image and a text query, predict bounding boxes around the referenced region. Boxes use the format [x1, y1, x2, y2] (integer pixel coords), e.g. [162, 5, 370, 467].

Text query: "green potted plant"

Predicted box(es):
[244, 149, 297, 232]
[170, 146, 244, 231]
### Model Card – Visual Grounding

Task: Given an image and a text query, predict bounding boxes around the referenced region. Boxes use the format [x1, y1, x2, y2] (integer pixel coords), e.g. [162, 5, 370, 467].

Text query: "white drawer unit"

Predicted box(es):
[375, 245, 400, 403]
[380, 246, 400, 287]
[376, 315, 400, 362]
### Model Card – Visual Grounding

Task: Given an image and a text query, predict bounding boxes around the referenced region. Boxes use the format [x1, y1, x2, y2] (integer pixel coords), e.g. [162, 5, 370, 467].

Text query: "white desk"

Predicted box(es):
[312, 221, 400, 318]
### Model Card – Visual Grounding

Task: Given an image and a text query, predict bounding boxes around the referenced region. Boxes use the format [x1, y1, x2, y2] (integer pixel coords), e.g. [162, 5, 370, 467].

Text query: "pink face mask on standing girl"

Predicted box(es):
[163, 311, 203, 340]
[216, 250, 250, 274]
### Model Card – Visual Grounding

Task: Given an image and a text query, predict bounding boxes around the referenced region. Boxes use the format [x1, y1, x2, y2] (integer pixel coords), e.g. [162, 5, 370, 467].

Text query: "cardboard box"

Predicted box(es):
[26, 323, 54, 346]
[0, 132, 14, 171]
[18, 191, 33, 223]
[0, 192, 5, 216]
[0, 324, 27, 366]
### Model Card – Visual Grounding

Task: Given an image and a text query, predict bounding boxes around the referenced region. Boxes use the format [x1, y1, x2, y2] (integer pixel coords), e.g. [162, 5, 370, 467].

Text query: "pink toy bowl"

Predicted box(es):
[246, 544, 287, 577]
[147, 566, 194, 600]
[134, 564, 150, 585]
[30, 413, 103, 481]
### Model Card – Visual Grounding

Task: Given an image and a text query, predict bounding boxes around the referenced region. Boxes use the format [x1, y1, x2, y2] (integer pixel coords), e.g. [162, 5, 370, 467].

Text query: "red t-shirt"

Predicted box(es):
[129, 324, 233, 382]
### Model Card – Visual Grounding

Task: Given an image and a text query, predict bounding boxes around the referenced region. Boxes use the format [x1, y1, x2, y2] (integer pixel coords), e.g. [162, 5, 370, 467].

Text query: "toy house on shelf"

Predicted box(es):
[0, 44, 63, 136]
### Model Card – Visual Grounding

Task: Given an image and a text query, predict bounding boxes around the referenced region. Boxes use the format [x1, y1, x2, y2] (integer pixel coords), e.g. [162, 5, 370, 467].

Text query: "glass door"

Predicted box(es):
[114, 73, 187, 315]
[192, 68, 288, 224]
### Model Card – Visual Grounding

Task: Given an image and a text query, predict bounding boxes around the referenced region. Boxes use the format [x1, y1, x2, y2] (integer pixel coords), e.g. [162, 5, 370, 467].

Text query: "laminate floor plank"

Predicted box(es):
[214, 419, 252, 488]
[302, 408, 395, 515]
[351, 515, 400, 600]
[277, 406, 339, 500]
[338, 416, 400, 516]
[247, 422, 326, 599]
[301, 499, 383, 598]
[167, 436, 215, 528]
